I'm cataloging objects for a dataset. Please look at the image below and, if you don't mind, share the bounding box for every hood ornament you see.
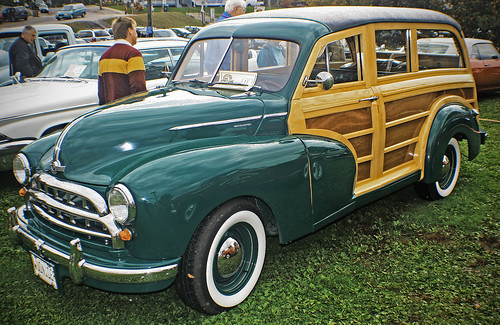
[50,160,65,174]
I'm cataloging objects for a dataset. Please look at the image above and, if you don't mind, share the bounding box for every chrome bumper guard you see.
[8,206,178,285]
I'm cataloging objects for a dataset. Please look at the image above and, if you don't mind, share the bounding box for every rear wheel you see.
[177,199,266,314]
[415,137,461,200]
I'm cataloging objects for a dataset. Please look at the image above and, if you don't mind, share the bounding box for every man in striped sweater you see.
[98,17,146,105]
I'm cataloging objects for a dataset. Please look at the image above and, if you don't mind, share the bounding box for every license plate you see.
[30,252,58,290]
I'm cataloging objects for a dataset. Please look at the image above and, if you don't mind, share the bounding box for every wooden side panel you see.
[384,143,416,171]
[385,117,426,148]
[305,107,372,135]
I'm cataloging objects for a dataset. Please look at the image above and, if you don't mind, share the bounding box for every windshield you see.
[173,38,300,92]
[38,47,106,79]
[38,45,185,80]
[62,5,73,10]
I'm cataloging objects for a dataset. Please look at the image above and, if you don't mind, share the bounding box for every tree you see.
[297,0,499,48]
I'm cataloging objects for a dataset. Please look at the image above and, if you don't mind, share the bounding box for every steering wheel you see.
[256,80,282,91]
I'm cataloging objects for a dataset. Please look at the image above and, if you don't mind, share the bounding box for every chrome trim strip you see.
[36,173,108,215]
[31,190,100,220]
[0,139,34,151]
[264,112,288,118]
[10,207,178,285]
[31,203,112,239]
[169,115,262,131]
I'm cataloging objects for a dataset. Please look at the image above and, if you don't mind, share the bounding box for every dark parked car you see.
[1,6,29,21]
[39,3,50,13]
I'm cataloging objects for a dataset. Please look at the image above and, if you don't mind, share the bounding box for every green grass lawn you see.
[0,94,498,324]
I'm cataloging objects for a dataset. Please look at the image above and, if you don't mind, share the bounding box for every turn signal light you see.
[19,187,27,197]
[119,228,133,241]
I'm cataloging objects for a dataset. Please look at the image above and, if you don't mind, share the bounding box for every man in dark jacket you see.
[9,25,43,80]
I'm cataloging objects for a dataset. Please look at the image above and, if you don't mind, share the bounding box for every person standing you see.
[98,16,146,105]
[216,0,247,22]
[8,25,43,81]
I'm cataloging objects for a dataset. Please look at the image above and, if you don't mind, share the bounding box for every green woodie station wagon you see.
[8,6,487,314]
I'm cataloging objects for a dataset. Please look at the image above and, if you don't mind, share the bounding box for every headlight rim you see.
[108,184,136,225]
[12,153,30,185]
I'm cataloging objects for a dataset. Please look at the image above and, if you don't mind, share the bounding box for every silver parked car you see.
[0,39,188,171]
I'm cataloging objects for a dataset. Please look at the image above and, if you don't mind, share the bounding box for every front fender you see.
[119,136,312,259]
[422,103,482,183]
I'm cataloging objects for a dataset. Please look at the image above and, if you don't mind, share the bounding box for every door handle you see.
[359,96,379,102]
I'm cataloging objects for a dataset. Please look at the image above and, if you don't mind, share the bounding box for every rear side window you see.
[307,35,362,87]
[470,43,500,60]
[375,29,409,76]
[417,30,464,69]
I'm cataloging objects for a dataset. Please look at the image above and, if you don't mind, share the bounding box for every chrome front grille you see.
[28,173,122,246]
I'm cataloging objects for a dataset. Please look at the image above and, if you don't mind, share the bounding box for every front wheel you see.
[415,137,461,200]
[177,199,266,314]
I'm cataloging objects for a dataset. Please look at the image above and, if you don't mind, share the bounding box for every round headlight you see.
[108,184,136,225]
[12,154,30,185]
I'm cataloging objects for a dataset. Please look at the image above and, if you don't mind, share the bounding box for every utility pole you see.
[147,0,153,37]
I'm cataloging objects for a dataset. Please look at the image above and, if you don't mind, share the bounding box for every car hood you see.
[46,88,266,185]
[0,79,98,119]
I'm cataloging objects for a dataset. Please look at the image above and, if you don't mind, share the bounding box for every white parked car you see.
[0,40,188,171]
[76,29,113,43]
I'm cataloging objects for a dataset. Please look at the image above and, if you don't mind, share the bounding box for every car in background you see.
[76,29,112,43]
[184,26,202,34]
[152,29,183,39]
[1,6,29,21]
[39,3,50,13]
[0,39,188,171]
[0,11,4,23]
[0,24,77,85]
[171,27,193,39]
[417,37,500,92]
[55,3,86,20]
[466,38,500,92]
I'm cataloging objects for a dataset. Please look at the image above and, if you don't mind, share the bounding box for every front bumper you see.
[8,206,178,289]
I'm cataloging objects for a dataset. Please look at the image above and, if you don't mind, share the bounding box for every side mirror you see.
[306,71,334,90]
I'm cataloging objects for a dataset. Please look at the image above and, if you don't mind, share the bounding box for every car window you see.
[78,31,93,38]
[154,30,176,37]
[174,38,300,92]
[417,30,464,69]
[0,37,17,53]
[471,43,500,60]
[307,35,361,87]
[94,30,110,37]
[62,5,73,10]
[375,29,409,76]
[38,47,106,79]
[39,32,71,50]
[142,47,184,80]
[0,50,9,66]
